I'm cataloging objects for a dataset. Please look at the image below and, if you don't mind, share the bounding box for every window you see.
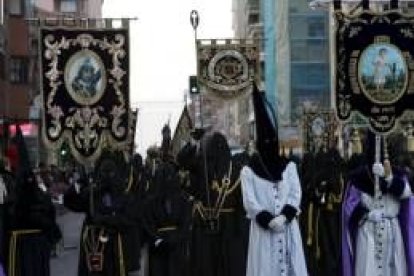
[8,0,22,15]
[9,57,28,84]
[291,40,308,61]
[290,17,308,39]
[308,18,325,37]
[248,13,259,25]
[60,0,77,13]
[291,63,329,90]
[307,39,327,61]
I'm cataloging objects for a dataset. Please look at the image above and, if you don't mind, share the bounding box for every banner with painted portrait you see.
[40,28,130,164]
[302,110,338,154]
[335,11,414,133]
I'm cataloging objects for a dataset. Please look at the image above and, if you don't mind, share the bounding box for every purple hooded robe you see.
[342,183,414,276]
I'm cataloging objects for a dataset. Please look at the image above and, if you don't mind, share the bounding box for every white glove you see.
[190,137,198,146]
[268,215,286,233]
[74,182,81,194]
[154,238,163,247]
[0,176,7,204]
[367,209,383,222]
[385,174,393,184]
[372,162,385,177]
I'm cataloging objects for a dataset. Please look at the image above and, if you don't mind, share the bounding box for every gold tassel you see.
[350,129,362,155]
[124,166,134,193]
[407,124,414,153]
[307,203,314,246]
[316,209,321,260]
[118,234,126,276]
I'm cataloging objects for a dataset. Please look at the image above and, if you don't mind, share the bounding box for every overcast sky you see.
[102,0,234,156]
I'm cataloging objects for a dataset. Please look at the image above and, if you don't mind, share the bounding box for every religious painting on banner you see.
[335,11,414,134]
[197,39,260,99]
[302,110,338,153]
[40,28,131,165]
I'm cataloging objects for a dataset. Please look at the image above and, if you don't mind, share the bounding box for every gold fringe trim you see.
[118,234,125,276]
[8,229,41,276]
[157,226,178,232]
[307,203,314,246]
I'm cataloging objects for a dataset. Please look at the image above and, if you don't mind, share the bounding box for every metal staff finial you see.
[190,10,199,31]
[190,10,199,41]
[189,9,203,134]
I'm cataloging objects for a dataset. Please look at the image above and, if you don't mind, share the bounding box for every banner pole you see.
[374,134,381,199]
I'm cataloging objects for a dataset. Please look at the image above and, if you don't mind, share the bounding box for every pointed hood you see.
[248,84,287,182]
[161,123,172,161]
[12,124,32,184]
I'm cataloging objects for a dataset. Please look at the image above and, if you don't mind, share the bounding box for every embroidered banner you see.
[302,110,338,153]
[197,39,260,99]
[40,28,130,165]
[335,11,414,133]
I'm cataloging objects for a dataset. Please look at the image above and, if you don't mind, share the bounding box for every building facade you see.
[0,0,103,164]
[0,0,103,120]
[231,0,262,146]
[232,0,330,149]
[289,0,330,124]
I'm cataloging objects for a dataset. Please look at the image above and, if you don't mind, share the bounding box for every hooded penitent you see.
[248,84,287,182]
[342,130,414,276]
[241,84,308,276]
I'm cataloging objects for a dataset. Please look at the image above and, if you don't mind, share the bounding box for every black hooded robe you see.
[64,179,141,276]
[177,135,249,276]
[143,164,193,276]
[7,172,62,276]
[300,149,344,276]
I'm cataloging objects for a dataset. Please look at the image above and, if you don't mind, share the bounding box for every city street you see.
[50,210,84,276]
[3,0,414,275]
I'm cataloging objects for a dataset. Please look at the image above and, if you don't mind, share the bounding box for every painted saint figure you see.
[72,58,102,98]
[373,48,391,93]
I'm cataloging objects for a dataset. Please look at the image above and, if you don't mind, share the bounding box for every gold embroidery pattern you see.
[41,29,131,165]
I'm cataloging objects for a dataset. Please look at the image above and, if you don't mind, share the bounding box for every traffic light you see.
[189,75,199,94]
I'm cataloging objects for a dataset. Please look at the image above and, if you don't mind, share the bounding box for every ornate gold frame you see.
[64,49,107,106]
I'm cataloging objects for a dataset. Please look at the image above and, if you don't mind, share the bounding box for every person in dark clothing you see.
[301,148,345,276]
[176,131,248,276]
[5,125,61,276]
[143,160,193,276]
[64,151,143,276]
[0,157,14,275]
[8,170,62,276]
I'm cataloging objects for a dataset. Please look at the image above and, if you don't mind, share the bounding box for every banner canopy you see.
[302,110,338,153]
[40,28,131,165]
[335,11,414,133]
[197,39,260,100]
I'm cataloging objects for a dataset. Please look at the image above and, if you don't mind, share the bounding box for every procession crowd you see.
[0,92,414,276]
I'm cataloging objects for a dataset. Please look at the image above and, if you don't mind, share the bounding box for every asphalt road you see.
[50,210,84,276]
[49,210,147,276]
